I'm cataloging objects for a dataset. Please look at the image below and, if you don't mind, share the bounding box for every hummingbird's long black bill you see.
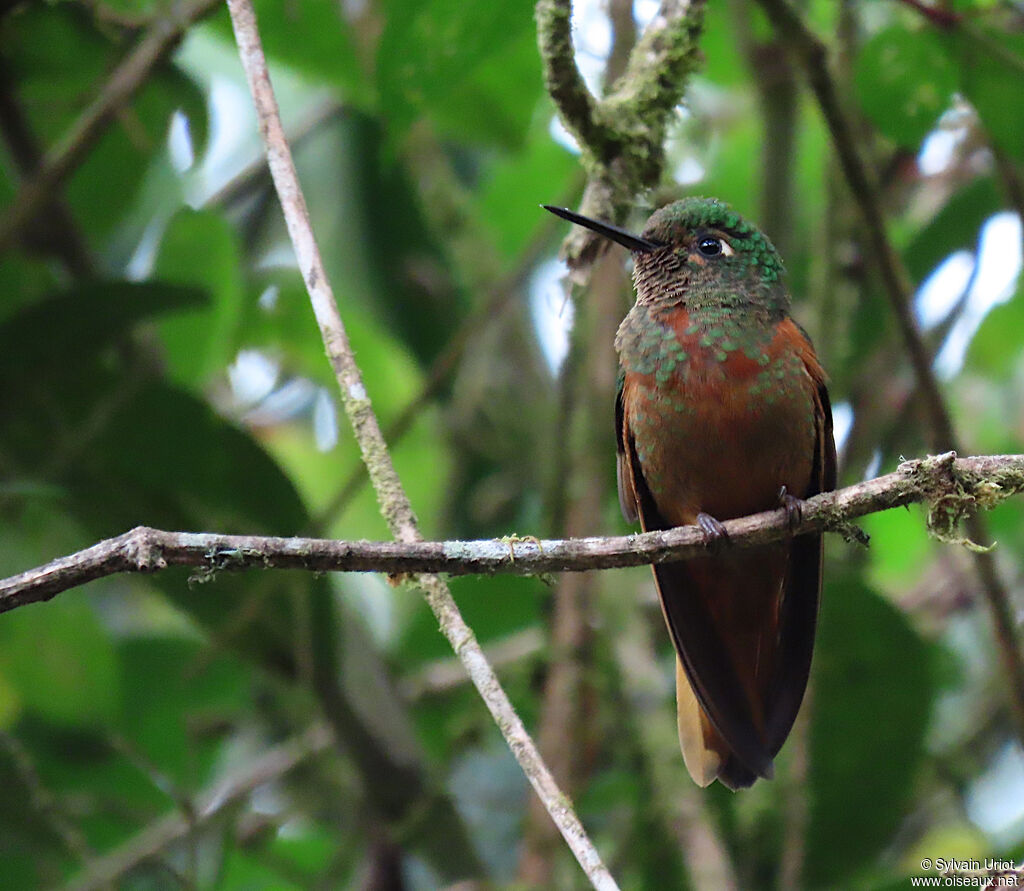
[542,205,662,253]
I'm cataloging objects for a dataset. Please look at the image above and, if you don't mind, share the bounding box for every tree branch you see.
[755,0,1024,749]
[224,3,618,888]
[535,0,611,158]
[0,0,221,257]
[64,724,333,891]
[4,452,1022,609]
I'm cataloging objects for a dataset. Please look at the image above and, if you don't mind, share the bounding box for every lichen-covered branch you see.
[4,452,1022,609]
[535,0,610,157]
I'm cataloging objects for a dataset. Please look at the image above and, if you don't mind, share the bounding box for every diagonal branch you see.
[0,60,94,276]
[4,452,1023,609]
[755,0,956,452]
[755,0,1024,747]
[224,2,618,888]
[0,0,222,256]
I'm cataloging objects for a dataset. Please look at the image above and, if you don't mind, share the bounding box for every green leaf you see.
[426,28,544,147]
[153,207,245,387]
[861,506,936,592]
[0,599,120,728]
[376,0,539,146]
[207,0,366,102]
[951,26,1024,161]
[903,177,1000,284]
[0,281,207,467]
[805,571,935,887]
[6,719,171,875]
[0,281,206,377]
[117,637,249,787]
[964,277,1024,376]
[475,104,580,258]
[855,26,956,148]
[699,0,750,87]
[0,256,61,326]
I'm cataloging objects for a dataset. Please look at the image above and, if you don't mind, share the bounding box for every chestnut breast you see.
[616,304,819,527]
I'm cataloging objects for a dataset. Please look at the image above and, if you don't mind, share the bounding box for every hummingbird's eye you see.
[697,236,733,257]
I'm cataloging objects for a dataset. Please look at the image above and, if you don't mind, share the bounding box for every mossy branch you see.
[536,0,707,267]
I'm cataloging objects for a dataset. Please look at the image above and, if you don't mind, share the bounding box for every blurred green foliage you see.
[0,0,1022,888]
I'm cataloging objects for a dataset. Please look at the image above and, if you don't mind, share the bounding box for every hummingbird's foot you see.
[696,512,729,551]
[777,486,804,531]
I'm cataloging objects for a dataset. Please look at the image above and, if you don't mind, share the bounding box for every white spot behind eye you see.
[720,240,735,257]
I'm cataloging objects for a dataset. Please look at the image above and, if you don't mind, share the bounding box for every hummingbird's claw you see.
[696,512,729,551]
[777,486,804,531]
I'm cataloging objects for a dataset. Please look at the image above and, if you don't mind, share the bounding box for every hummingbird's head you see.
[543,198,788,315]
[638,197,783,283]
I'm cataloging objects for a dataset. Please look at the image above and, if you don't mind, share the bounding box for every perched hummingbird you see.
[545,198,836,789]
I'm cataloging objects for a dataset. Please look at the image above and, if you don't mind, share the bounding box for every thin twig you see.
[4,452,1024,608]
[0,0,222,256]
[224,3,619,888]
[63,724,333,891]
[755,0,1024,747]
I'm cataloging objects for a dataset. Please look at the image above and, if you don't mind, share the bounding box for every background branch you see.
[0,59,94,275]
[537,0,706,267]
[535,0,609,154]
[0,0,221,256]
[755,0,1024,746]
[65,724,333,891]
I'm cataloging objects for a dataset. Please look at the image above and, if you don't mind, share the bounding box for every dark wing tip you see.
[653,562,775,780]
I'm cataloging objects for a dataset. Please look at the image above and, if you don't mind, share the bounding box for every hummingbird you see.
[545,198,836,789]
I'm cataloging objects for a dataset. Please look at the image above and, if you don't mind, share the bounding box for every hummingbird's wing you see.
[615,372,639,523]
[764,376,836,755]
[616,386,775,784]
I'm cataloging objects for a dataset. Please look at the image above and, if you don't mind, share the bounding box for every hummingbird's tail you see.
[675,657,722,786]
[675,657,761,789]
